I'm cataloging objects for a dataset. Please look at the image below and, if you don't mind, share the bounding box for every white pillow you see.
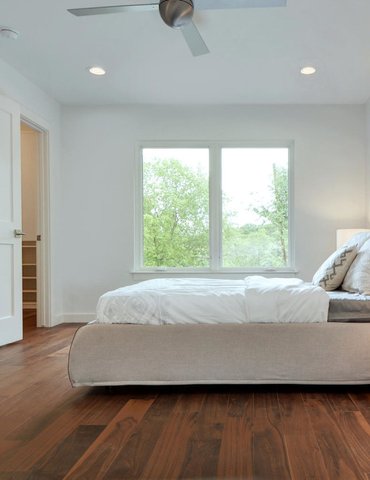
[345,231,370,249]
[342,239,370,294]
[312,245,357,291]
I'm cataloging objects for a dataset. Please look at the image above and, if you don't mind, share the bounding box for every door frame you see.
[20,111,51,328]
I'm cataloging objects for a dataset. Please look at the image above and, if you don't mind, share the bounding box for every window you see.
[137,143,292,272]
[221,148,290,268]
[142,148,209,268]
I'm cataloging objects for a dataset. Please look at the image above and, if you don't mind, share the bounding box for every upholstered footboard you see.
[68,322,370,386]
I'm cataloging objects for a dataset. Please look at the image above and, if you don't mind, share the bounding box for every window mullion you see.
[209,145,222,270]
[136,146,144,270]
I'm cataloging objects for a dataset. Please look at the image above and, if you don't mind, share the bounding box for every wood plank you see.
[179,387,228,479]
[140,411,198,479]
[179,428,222,480]
[201,391,230,424]
[218,418,253,479]
[227,388,253,417]
[278,392,330,480]
[349,388,370,404]
[252,391,292,480]
[173,390,205,413]
[0,439,21,457]
[350,390,370,418]
[5,380,87,441]
[303,392,367,480]
[0,326,75,367]
[334,411,370,475]
[217,391,253,480]
[0,473,30,480]
[8,385,127,442]
[31,425,104,480]
[0,364,68,401]
[362,410,370,425]
[62,398,154,480]
[102,394,179,479]
[47,346,71,357]
[0,394,112,471]
[75,392,132,426]
[326,391,358,413]
[0,366,23,382]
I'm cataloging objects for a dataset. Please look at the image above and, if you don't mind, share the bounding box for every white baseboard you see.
[54,313,96,326]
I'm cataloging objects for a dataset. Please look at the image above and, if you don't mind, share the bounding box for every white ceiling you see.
[1,0,370,105]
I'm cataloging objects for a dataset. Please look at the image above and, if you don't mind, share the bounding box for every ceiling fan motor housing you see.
[159,0,194,28]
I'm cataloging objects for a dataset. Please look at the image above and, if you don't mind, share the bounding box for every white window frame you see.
[134,140,295,274]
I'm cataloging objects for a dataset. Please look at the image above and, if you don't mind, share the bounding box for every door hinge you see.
[37,235,41,241]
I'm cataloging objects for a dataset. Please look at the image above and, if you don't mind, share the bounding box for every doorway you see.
[0,95,51,346]
[21,122,40,329]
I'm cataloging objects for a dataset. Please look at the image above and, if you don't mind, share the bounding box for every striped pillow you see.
[312,245,357,291]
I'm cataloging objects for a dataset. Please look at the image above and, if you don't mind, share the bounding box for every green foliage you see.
[223,165,289,268]
[252,165,289,265]
[143,159,209,267]
[143,159,289,269]
[223,223,287,268]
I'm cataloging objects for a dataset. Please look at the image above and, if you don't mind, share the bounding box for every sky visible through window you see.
[142,148,209,173]
[222,148,289,225]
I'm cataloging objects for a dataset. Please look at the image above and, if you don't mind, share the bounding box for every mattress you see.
[96,277,329,325]
[328,290,370,322]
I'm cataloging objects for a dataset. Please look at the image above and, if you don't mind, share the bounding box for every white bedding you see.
[96,277,329,325]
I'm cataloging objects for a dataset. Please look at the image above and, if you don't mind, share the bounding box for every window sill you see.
[131,268,299,279]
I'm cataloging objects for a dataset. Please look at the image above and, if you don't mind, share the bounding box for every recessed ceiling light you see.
[88,66,106,76]
[300,66,316,75]
[0,26,19,40]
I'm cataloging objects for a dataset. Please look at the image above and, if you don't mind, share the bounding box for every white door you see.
[0,95,22,346]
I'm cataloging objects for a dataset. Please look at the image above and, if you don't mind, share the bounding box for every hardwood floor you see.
[0,320,369,480]
[23,309,37,330]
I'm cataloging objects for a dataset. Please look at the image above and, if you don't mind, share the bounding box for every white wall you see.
[0,58,62,325]
[366,100,370,223]
[60,104,366,320]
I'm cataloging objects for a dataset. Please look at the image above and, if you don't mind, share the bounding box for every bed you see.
[68,278,370,386]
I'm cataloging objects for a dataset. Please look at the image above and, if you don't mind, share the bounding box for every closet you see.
[21,122,40,328]
[22,241,37,308]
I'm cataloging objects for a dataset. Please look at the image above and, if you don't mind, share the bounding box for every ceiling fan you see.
[68,0,287,57]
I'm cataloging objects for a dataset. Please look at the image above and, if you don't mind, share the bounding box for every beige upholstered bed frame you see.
[69,322,370,386]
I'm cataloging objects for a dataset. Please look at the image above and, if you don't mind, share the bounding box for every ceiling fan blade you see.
[68,3,158,16]
[181,21,209,57]
[195,0,286,10]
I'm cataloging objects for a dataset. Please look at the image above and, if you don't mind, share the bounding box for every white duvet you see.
[96,277,329,325]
